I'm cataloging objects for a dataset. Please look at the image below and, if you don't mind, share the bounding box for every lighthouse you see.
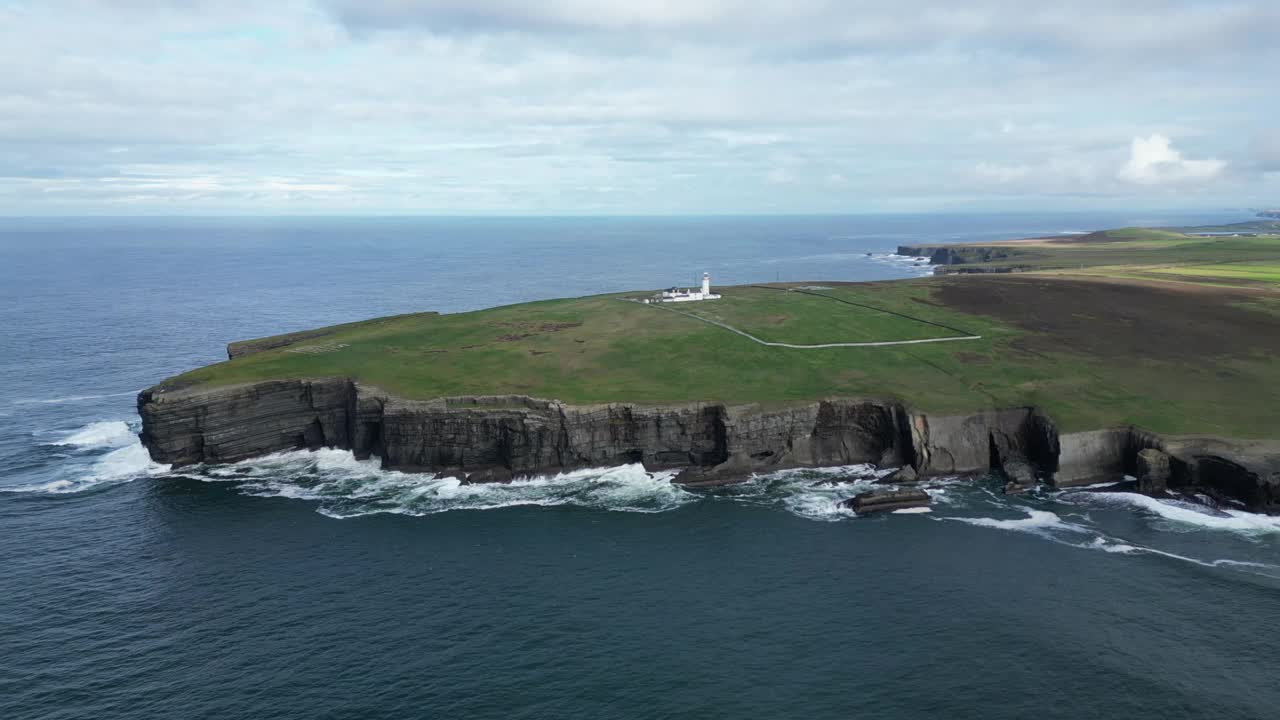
[650,271,722,303]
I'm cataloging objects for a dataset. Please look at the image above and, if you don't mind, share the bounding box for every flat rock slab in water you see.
[840,488,931,514]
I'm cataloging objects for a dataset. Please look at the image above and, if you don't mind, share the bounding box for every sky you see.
[0,0,1277,215]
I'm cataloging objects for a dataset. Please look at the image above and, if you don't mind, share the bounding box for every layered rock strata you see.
[840,489,931,514]
[137,379,1280,514]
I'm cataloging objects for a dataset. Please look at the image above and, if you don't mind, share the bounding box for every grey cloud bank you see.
[0,0,1276,214]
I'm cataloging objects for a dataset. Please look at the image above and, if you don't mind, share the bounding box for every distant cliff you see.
[137,379,1280,513]
[1259,210,1280,219]
[896,244,1025,272]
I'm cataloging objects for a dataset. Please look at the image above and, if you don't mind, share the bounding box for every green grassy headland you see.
[924,221,1280,291]
[161,221,1280,440]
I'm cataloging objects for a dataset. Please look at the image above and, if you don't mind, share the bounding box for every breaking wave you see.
[1064,491,1280,535]
[3,420,168,494]
[189,456,910,522]
[16,442,170,494]
[48,420,136,448]
[713,464,881,521]
[866,252,935,276]
[7,431,1280,578]
[196,449,696,518]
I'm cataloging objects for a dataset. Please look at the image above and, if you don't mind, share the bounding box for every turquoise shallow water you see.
[2,213,1278,719]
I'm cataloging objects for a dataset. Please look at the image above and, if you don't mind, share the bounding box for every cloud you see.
[319,0,1280,59]
[975,162,1031,184]
[1251,130,1280,172]
[766,168,795,184]
[1118,134,1226,185]
[0,1,1275,213]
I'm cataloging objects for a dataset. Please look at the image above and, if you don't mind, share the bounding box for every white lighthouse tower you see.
[701,272,712,296]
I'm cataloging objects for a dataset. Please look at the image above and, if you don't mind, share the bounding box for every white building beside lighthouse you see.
[648,272,721,303]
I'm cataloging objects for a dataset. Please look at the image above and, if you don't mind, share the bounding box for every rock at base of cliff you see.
[672,453,755,488]
[464,467,515,484]
[875,465,919,485]
[1135,448,1171,494]
[1000,453,1037,495]
[840,488,931,514]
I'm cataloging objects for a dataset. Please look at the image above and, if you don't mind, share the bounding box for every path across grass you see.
[641,292,982,348]
[157,272,1280,438]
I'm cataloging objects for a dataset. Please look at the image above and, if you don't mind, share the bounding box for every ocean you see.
[2,212,1278,719]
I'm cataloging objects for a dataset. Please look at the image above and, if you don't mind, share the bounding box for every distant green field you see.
[1145,262,1280,285]
[939,227,1280,284]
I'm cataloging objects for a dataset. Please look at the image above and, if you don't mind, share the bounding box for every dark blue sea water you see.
[2,212,1279,719]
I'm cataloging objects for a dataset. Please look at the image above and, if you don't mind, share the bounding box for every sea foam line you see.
[196,450,698,518]
[1065,491,1280,535]
[11,391,137,406]
[945,508,1280,577]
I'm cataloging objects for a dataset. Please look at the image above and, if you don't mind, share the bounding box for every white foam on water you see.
[865,252,935,276]
[943,503,1280,577]
[1074,538,1280,576]
[5,426,169,494]
[198,449,696,517]
[723,467,962,522]
[48,420,135,449]
[12,391,137,406]
[1058,480,1126,491]
[892,507,932,514]
[1068,492,1280,535]
[950,509,1090,535]
[205,457,890,522]
[916,477,966,505]
[731,464,880,522]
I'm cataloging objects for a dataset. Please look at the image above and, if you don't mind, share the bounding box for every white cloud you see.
[0,1,1274,212]
[766,168,795,184]
[1118,134,1226,185]
[1251,130,1280,172]
[322,1,1280,59]
[975,162,1031,183]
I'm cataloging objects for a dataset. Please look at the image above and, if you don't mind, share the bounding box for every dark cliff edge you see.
[137,379,1280,514]
[896,244,1028,274]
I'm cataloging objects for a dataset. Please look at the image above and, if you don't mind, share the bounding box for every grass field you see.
[1141,262,1280,285]
[934,226,1280,281]
[665,285,970,344]
[163,268,1280,438]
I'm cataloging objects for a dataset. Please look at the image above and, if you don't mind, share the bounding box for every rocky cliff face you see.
[139,381,912,480]
[137,379,1280,514]
[138,379,355,465]
[896,245,1017,266]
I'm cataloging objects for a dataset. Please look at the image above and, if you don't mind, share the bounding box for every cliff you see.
[137,379,1280,514]
[896,244,1021,267]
